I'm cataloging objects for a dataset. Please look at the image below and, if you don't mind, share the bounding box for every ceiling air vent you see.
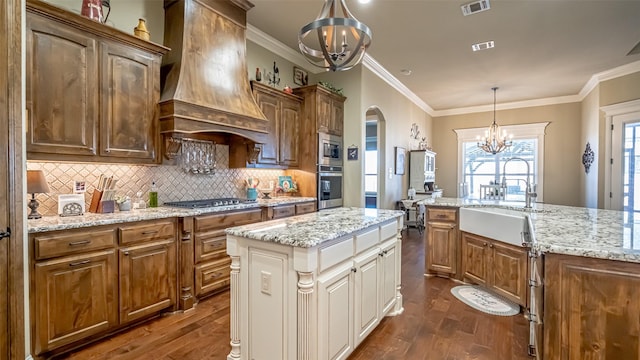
[472,40,495,52]
[461,0,490,16]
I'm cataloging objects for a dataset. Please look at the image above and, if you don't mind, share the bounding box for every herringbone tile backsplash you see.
[27,145,286,216]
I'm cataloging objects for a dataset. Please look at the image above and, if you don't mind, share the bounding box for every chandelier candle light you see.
[477,87,513,155]
[299,0,372,71]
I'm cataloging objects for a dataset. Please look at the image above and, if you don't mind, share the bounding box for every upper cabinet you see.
[294,84,346,137]
[25,0,169,164]
[229,82,302,168]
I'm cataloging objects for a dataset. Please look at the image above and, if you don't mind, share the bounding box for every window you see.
[454,122,548,201]
[461,139,537,201]
[364,150,378,193]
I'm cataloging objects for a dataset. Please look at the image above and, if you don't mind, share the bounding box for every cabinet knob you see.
[351,267,357,273]
[483,242,488,247]
[123,251,130,256]
[489,244,494,248]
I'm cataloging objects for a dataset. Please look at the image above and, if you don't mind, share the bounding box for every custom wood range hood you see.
[159,0,268,149]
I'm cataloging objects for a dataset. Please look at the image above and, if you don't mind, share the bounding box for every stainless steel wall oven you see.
[318,165,343,209]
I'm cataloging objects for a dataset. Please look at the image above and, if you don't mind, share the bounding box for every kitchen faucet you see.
[501,157,537,208]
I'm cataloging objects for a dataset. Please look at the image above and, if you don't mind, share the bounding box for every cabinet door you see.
[426,221,457,275]
[354,248,380,345]
[316,93,332,133]
[379,239,397,316]
[26,14,98,157]
[34,250,117,354]
[100,41,157,160]
[489,240,527,306]
[318,263,353,360]
[254,90,279,165]
[461,232,488,286]
[330,99,344,136]
[279,97,301,167]
[119,240,176,323]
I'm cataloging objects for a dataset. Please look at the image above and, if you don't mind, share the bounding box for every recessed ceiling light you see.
[358,0,371,3]
[472,41,495,52]
[400,69,412,76]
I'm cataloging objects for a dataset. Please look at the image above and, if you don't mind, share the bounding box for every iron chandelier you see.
[477,87,512,155]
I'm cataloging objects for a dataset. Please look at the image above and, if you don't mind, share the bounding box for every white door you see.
[611,112,640,211]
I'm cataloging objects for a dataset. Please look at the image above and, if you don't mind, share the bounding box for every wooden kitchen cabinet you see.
[30,218,177,358]
[25,0,168,164]
[230,82,302,168]
[461,232,528,306]
[31,226,118,355]
[263,200,317,221]
[425,207,458,276]
[294,84,346,136]
[192,209,262,298]
[544,254,640,360]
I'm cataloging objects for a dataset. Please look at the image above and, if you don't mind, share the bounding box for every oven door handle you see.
[318,172,343,177]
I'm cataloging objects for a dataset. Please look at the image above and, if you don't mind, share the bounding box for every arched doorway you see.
[365,107,386,208]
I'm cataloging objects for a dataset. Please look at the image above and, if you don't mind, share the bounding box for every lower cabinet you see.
[263,200,316,221]
[461,231,528,306]
[34,249,117,354]
[192,208,263,298]
[544,254,640,360]
[30,219,177,357]
[317,262,354,360]
[426,220,458,276]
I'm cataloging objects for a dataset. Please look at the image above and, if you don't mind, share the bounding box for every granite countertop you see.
[420,197,640,263]
[27,197,317,233]
[226,207,404,248]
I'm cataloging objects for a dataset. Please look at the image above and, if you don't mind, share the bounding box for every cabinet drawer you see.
[295,202,316,215]
[271,205,296,219]
[194,209,262,232]
[195,257,232,297]
[194,229,227,263]
[34,229,116,260]
[319,236,354,272]
[427,208,457,222]
[119,220,175,245]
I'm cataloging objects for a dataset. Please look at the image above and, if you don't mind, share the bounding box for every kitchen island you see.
[422,197,640,360]
[225,207,404,360]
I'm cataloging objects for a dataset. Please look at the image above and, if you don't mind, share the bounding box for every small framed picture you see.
[293,66,308,86]
[278,175,293,192]
[347,146,358,161]
[395,147,406,175]
[73,180,86,193]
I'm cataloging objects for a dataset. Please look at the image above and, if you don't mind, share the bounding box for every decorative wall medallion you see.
[582,142,595,174]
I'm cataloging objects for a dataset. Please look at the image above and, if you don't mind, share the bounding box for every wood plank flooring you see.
[60,228,530,360]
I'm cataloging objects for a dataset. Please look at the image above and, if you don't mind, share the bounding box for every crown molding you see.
[246,24,323,74]
[579,60,640,99]
[361,55,435,115]
[433,94,581,117]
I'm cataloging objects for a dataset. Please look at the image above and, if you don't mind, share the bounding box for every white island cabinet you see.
[225,207,404,360]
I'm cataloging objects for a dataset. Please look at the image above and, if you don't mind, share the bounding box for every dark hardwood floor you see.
[61,227,530,360]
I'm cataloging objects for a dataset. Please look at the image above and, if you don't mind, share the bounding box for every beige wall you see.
[43,0,165,44]
[600,71,640,107]
[247,41,317,92]
[433,103,583,206]
[580,87,600,208]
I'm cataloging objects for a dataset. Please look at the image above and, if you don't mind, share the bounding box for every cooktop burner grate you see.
[164,198,251,208]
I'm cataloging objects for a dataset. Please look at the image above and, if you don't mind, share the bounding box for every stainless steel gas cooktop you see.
[164,198,251,209]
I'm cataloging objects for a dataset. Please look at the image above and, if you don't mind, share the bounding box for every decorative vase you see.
[81,0,103,22]
[256,67,262,82]
[133,18,150,41]
[118,200,131,212]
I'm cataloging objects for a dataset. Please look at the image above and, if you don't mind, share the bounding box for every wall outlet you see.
[260,271,272,295]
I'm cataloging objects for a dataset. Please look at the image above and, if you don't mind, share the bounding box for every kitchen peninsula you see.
[422,197,640,359]
[225,207,404,360]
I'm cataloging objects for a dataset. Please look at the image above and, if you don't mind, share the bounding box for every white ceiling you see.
[247,0,640,112]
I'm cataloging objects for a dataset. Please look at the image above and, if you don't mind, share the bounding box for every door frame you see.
[1,0,26,358]
[603,99,640,210]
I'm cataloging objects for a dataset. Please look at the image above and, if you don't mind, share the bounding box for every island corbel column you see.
[296,271,314,360]
[392,219,404,315]
[227,253,241,360]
